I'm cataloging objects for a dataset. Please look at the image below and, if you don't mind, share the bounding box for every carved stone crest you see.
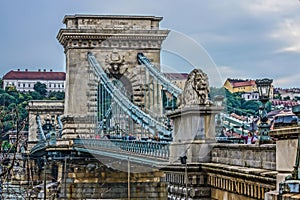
[105,50,127,75]
[177,69,212,108]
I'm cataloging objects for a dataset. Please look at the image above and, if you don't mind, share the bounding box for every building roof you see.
[232,80,256,88]
[163,73,189,80]
[226,79,256,88]
[3,70,66,81]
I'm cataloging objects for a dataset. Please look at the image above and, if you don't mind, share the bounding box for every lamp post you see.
[214,96,224,137]
[180,156,188,199]
[255,78,273,143]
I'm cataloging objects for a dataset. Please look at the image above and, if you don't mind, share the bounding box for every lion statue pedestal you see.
[166,69,223,164]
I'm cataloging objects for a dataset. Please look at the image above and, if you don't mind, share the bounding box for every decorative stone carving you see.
[105,50,128,75]
[177,69,212,108]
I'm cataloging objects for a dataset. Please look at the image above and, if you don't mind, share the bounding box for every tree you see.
[33,82,47,97]
[48,91,65,100]
[0,93,16,107]
[0,107,28,199]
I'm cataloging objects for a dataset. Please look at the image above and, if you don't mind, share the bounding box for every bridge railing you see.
[73,138,170,160]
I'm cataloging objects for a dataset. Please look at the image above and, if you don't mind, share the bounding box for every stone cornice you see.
[63,15,163,24]
[166,106,223,119]
[57,29,170,49]
[201,163,277,185]
[270,126,300,139]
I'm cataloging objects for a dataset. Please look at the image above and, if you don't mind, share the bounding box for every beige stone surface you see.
[27,100,64,150]
[276,139,297,172]
[167,105,222,164]
[57,15,169,139]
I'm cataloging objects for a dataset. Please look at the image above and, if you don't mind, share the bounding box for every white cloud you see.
[247,0,298,14]
[274,73,300,88]
[271,19,300,53]
[217,65,247,82]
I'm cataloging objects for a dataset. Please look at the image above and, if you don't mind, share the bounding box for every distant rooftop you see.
[164,73,189,80]
[3,69,65,81]
[227,78,256,88]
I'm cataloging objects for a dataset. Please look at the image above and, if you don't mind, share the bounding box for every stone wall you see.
[27,100,64,150]
[57,14,169,139]
[58,158,167,200]
[164,165,211,200]
[211,143,276,170]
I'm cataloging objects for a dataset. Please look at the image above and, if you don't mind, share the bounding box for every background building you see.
[163,73,188,90]
[224,78,274,100]
[2,69,66,92]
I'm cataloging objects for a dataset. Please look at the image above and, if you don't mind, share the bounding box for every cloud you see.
[247,0,298,14]
[270,19,300,53]
[275,73,300,88]
[0,1,299,87]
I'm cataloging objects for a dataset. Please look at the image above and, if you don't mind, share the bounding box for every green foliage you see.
[224,88,261,116]
[48,91,65,100]
[34,82,47,97]
[29,91,43,100]
[1,141,12,153]
[0,93,16,107]
[0,83,65,133]
[283,96,291,101]
[209,87,226,99]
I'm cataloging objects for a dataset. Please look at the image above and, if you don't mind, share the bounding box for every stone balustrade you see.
[73,138,170,160]
[211,143,276,170]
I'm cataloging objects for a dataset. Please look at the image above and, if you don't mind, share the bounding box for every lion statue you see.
[177,69,212,108]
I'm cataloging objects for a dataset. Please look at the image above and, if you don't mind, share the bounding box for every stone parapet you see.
[202,163,277,200]
[210,143,276,170]
[265,191,300,200]
[270,126,300,191]
[163,164,211,199]
[270,127,300,140]
[167,105,222,164]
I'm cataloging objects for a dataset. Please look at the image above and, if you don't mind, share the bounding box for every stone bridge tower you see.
[57,15,169,138]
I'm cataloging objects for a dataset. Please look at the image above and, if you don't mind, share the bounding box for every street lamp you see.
[179,156,188,199]
[255,78,273,143]
[214,95,224,107]
[214,96,224,137]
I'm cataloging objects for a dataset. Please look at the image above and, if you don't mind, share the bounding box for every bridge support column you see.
[27,100,64,151]
[55,157,167,199]
[167,105,222,163]
[165,105,222,199]
[60,115,96,139]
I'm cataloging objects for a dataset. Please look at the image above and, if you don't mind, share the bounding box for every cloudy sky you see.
[0,0,299,87]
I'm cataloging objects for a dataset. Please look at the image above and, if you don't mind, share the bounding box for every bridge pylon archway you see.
[57,15,169,139]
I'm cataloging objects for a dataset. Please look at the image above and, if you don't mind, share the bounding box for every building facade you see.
[164,73,189,90]
[2,69,65,92]
[224,78,274,99]
[224,78,257,93]
[241,91,259,101]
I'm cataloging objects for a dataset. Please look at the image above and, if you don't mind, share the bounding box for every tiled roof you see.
[232,80,255,88]
[3,70,66,81]
[163,73,189,80]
